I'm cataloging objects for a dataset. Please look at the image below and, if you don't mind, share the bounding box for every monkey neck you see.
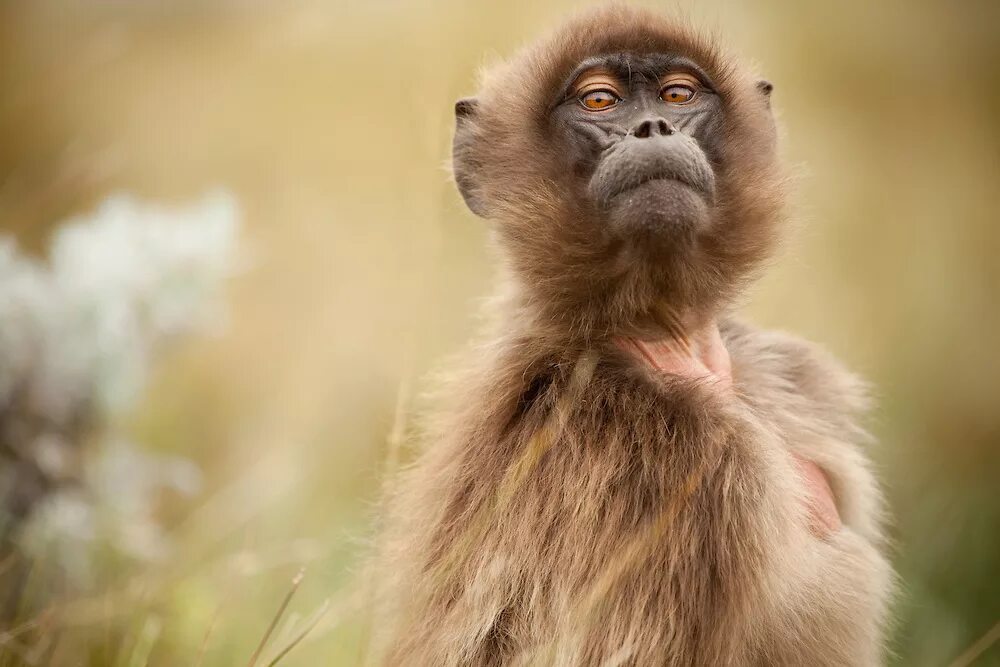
[614,309,732,387]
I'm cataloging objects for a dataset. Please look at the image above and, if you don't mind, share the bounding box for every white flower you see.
[3,191,239,579]
[0,191,238,422]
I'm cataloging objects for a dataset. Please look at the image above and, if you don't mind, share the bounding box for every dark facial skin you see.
[549,53,727,246]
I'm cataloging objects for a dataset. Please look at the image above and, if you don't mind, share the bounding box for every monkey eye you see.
[579,89,620,111]
[660,84,696,105]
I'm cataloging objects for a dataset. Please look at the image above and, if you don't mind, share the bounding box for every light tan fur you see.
[372,6,892,665]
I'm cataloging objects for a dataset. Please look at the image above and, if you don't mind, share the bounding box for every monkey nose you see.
[631,118,675,138]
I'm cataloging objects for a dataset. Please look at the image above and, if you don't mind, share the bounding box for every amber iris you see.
[660,84,696,104]
[580,90,619,110]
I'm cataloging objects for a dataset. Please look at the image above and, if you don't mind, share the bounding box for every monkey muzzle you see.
[588,134,716,241]
[588,133,716,207]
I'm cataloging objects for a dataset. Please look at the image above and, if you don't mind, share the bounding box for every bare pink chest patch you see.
[615,332,841,538]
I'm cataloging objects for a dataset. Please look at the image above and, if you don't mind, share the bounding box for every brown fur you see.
[373,6,892,665]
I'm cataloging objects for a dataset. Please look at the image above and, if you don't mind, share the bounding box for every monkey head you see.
[452,7,785,338]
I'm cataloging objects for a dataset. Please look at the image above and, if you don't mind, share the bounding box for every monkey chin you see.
[606,178,710,251]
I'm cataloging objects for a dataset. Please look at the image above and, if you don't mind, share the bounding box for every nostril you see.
[632,118,675,138]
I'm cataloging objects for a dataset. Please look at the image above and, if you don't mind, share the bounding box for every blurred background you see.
[0,0,997,665]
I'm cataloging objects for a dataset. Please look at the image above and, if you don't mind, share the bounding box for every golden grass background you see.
[0,0,997,664]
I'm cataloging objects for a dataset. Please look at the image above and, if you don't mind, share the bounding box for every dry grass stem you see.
[263,598,331,667]
[246,567,306,667]
[947,620,1000,667]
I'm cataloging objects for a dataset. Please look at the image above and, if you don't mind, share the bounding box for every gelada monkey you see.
[374,5,892,665]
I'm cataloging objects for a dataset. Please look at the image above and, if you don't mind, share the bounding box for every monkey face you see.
[550,54,726,251]
[452,10,786,333]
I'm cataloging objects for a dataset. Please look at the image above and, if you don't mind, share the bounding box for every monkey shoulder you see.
[721,317,872,440]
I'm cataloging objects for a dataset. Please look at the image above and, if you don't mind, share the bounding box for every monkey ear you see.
[756,79,774,107]
[453,97,489,218]
[455,97,478,119]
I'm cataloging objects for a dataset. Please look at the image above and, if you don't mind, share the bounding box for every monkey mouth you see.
[608,173,708,201]
[601,177,711,238]
[589,141,717,207]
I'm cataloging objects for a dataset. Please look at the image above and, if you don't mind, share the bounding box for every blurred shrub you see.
[0,192,237,639]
